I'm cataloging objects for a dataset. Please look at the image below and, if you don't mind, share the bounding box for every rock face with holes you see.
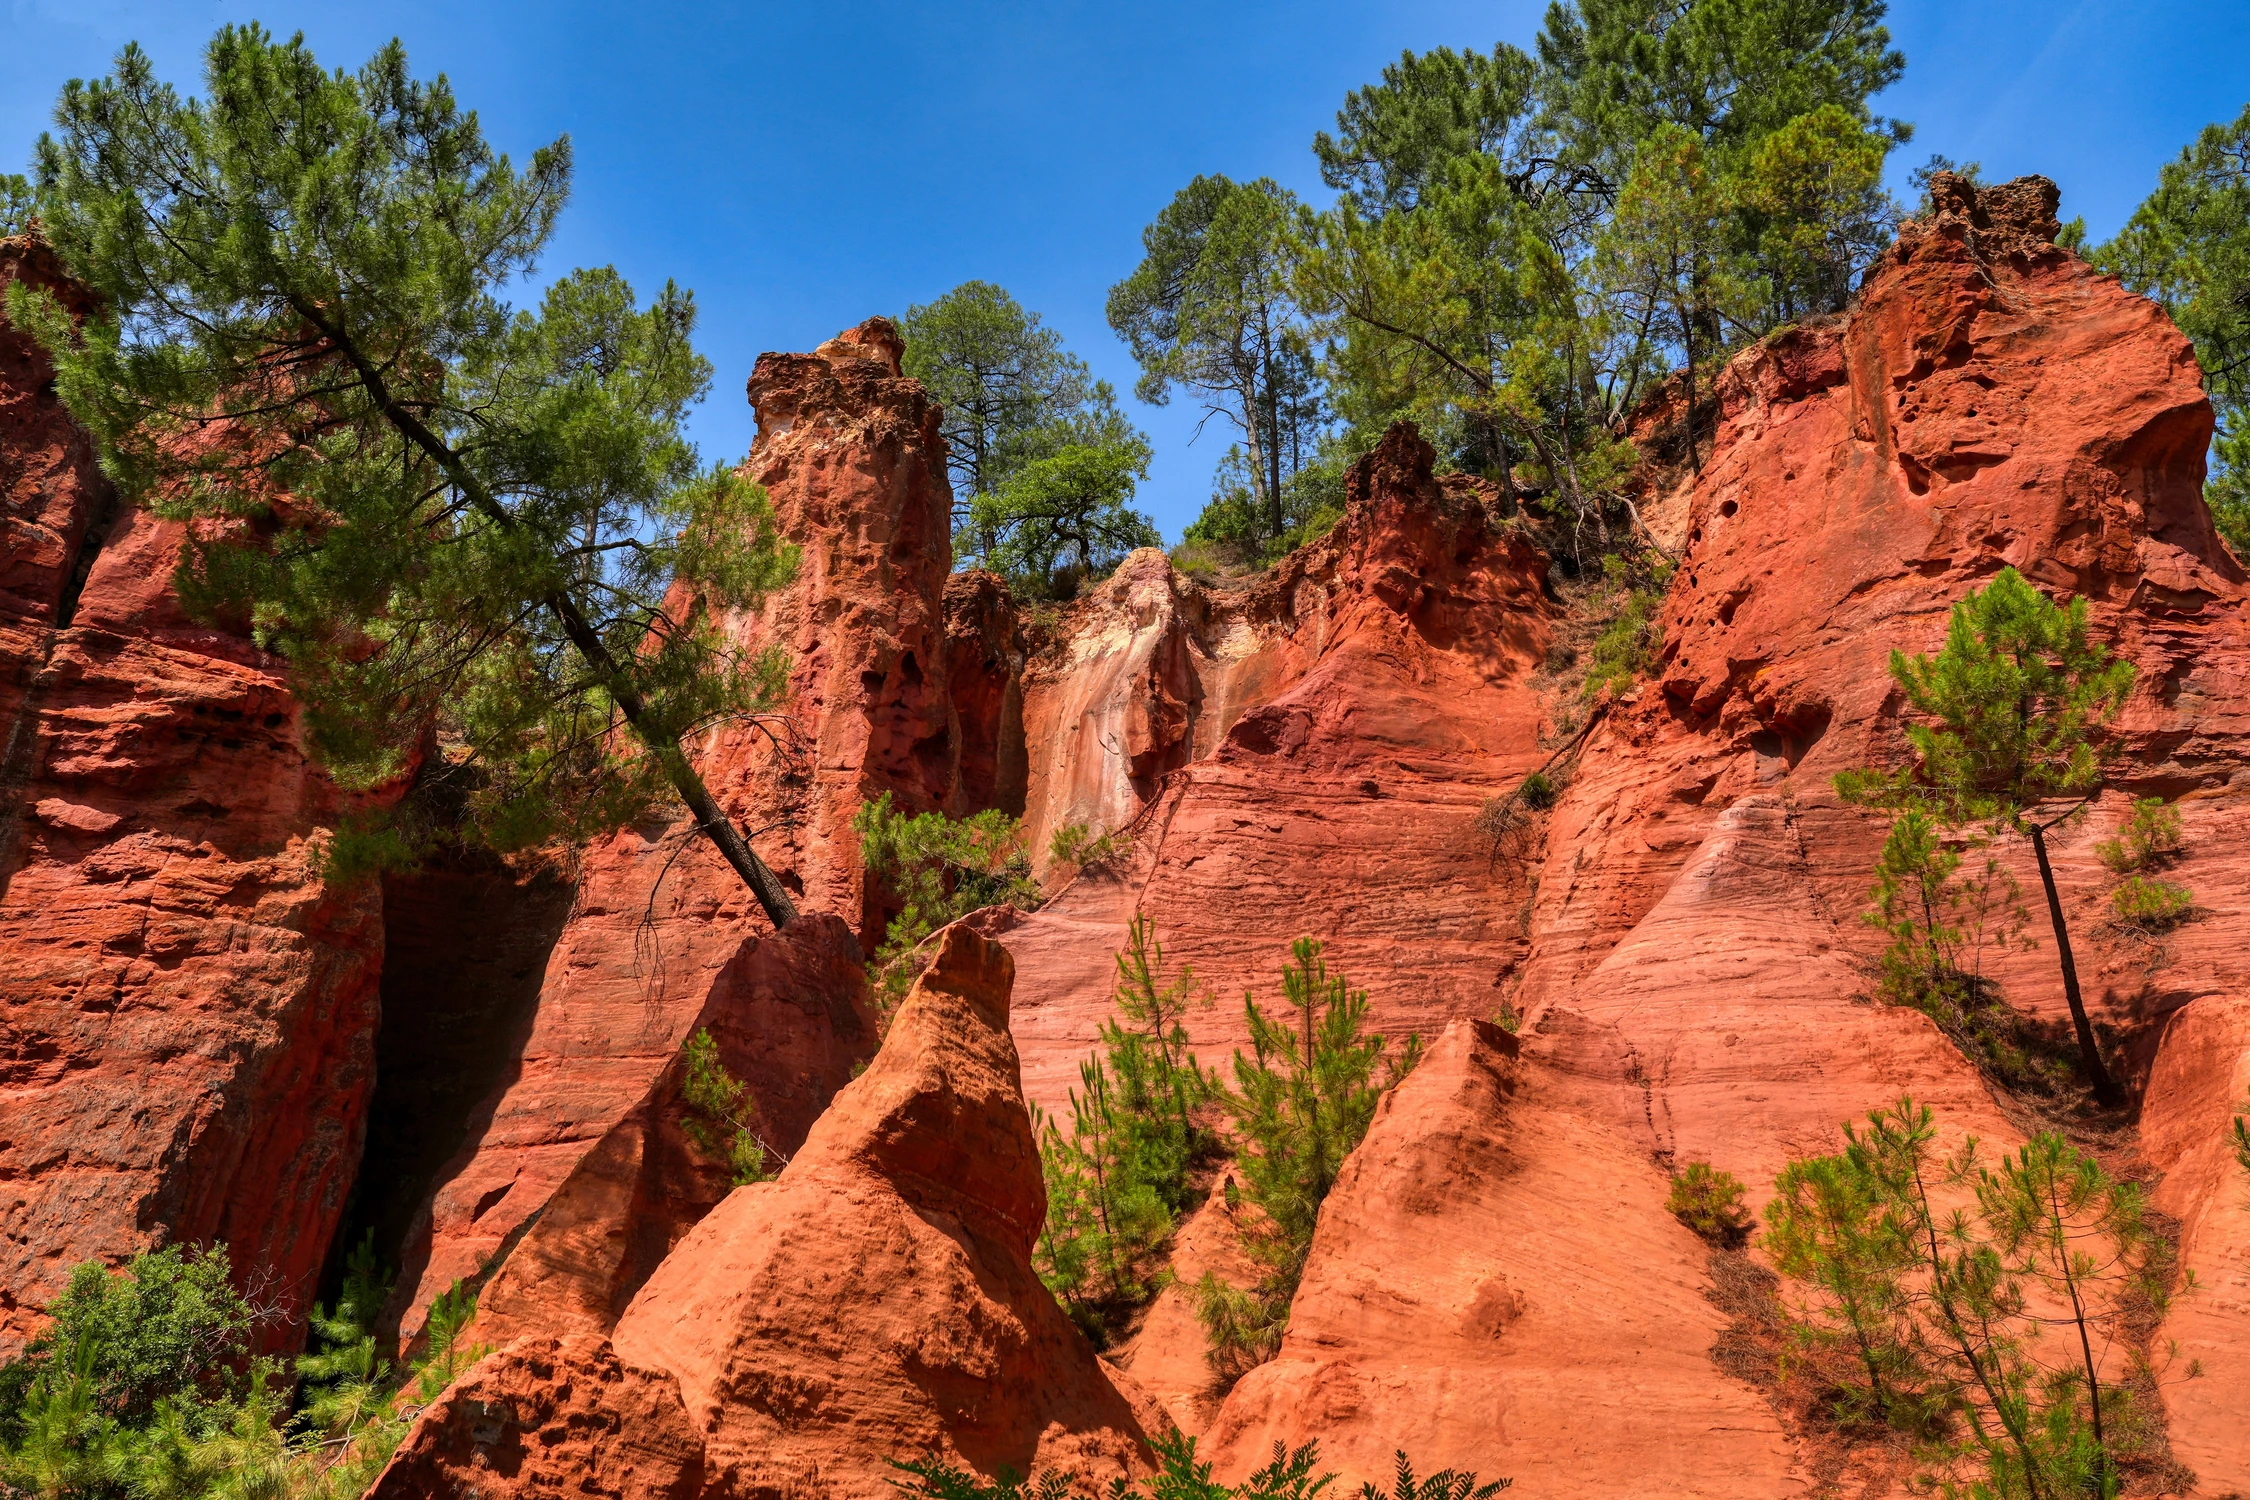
[375,923,1160,1500]
[366,1335,706,1500]
[389,319,972,1335]
[1005,423,1557,1120]
[0,237,385,1352]
[1190,174,2246,1492]
[1511,179,2250,1490]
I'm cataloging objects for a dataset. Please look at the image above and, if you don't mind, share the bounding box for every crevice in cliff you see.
[51,477,121,632]
[323,853,575,1323]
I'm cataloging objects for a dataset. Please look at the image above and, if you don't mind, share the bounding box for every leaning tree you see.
[11,26,801,926]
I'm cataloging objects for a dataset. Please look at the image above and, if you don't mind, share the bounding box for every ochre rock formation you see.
[1007,423,1556,1118]
[1507,176,2250,1489]
[0,237,383,1352]
[467,912,877,1350]
[378,923,1159,1500]
[367,1335,705,1500]
[392,319,958,1332]
[1111,176,2245,1493]
[9,169,2250,1497]
[1204,1019,1798,1496]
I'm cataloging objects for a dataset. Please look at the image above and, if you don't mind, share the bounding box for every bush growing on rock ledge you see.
[856,794,1042,1012]
[1666,1161,1753,1247]
[891,1431,1509,1500]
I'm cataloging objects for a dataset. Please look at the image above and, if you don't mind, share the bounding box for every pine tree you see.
[1196,939,1420,1374]
[1032,918,1215,1339]
[1837,569,2137,1106]
[1765,1099,2179,1496]
[9,27,802,926]
[965,439,1161,599]
[1108,175,1317,546]
[680,1028,786,1187]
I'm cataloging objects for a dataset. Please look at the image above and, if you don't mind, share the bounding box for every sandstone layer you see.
[1006,423,1557,1119]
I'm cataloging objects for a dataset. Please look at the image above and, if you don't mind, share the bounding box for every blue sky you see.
[6,1,2247,540]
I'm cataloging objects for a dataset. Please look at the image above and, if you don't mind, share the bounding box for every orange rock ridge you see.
[5,170,2249,1496]
[373,923,1159,1500]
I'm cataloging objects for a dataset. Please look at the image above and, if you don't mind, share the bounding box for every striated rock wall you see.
[1204,1019,1799,1496]
[1152,176,2250,1494]
[0,237,384,1351]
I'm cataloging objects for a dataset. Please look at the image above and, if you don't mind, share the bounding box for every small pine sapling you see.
[2097,795,2195,937]
[887,1431,1508,1500]
[1667,1161,1753,1247]
[295,1233,396,1443]
[680,1028,786,1186]
[1836,568,2138,1106]
[1764,1098,2187,1494]
[414,1283,487,1405]
[1196,939,1420,1375]
[856,793,1041,1010]
[1049,821,1129,871]
[2094,796,2184,873]
[1032,918,1216,1341]
[2109,874,2195,933]
[1860,805,2053,1088]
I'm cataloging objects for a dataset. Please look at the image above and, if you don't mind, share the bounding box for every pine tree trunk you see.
[295,297,802,933]
[2028,822,2120,1107]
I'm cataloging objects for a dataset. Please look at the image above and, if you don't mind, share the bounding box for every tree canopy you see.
[899,280,1154,592]
[10,26,802,926]
[2094,102,2250,556]
[1127,0,1914,562]
[1108,174,1324,551]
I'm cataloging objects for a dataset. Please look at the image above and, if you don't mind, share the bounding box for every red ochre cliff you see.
[3,173,2248,1496]
[0,234,384,1352]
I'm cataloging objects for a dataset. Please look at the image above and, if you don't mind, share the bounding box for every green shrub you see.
[1179,445,1350,570]
[889,1429,1508,1500]
[2094,796,2183,873]
[1517,771,1556,810]
[1667,1162,1752,1247]
[681,1028,784,1186]
[0,1243,486,1500]
[1195,940,1420,1377]
[1048,821,1128,871]
[856,793,1041,1012]
[2109,873,2194,932]
[1765,1098,2178,1493]
[1579,557,1671,702]
[0,1245,256,1442]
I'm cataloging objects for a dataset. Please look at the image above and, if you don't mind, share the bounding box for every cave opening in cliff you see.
[320,854,576,1321]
